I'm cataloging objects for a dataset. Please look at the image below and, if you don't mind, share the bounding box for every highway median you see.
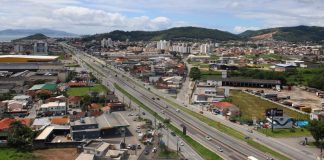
[114,83,223,160]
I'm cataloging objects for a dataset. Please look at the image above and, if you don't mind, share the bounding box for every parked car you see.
[144,150,149,155]
[152,147,157,153]
[171,132,176,136]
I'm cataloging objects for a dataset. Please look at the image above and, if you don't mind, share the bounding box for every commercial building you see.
[39,101,67,115]
[33,41,48,55]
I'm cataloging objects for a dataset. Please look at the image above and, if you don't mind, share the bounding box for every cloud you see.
[1,0,324,34]
[233,26,260,33]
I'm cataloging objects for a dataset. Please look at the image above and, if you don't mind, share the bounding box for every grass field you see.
[67,84,108,96]
[230,90,309,120]
[258,128,310,137]
[201,70,222,80]
[0,148,36,160]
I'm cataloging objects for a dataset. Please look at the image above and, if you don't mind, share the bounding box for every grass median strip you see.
[161,97,291,160]
[114,83,222,160]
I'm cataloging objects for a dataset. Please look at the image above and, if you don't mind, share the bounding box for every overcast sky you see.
[0,0,324,34]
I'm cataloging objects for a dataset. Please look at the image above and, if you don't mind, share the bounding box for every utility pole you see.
[176,136,179,155]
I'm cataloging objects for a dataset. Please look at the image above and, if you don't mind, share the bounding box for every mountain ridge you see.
[0,28,78,37]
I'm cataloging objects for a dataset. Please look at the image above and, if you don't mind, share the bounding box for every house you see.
[0,118,32,139]
[44,95,67,104]
[31,117,51,130]
[68,96,82,108]
[50,116,70,125]
[67,81,87,87]
[39,101,67,116]
[4,100,28,116]
[12,95,32,103]
[70,111,86,122]
[88,103,101,113]
[102,103,125,113]
[212,102,240,117]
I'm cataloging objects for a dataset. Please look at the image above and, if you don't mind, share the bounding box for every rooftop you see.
[96,112,129,129]
[29,83,57,91]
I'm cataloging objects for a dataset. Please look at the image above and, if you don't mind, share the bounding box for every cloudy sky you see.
[0,0,324,34]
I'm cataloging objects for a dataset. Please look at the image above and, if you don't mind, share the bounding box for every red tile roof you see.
[50,117,70,125]
[0,118,32,131]
[213,102,235,109]
[68,96,82,103]
[88,103,101,110]
[67,81,87,87]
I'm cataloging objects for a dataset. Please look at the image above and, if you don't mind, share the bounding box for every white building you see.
[157,40,170,50]
[200,43,214,54]
[101,38,113,48]
[40,101,67,115]
[171,43,192,53]
[14,44,24,53]
[33,41,48,55]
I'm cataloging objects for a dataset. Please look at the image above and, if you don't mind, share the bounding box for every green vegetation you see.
[114,83,222,160]
[201,70,221,80]
[158,150,178,158]
[239,25,324,42]
[8,121,35,150]
[307,120,324,145]
[13,33,48,42]
[258,128,310,137]
[67,84,107,96]
[189,67,201,80]
[231,90,309,120]
[161,96,290,160]
[244,53,285,61]
[83,26,240,42]
[228,67,324,90]
[0,148,36,160]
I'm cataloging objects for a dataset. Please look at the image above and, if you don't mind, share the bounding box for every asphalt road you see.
[62,43,291,160]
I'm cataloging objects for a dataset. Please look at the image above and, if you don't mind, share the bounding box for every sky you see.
[1,0,324,34]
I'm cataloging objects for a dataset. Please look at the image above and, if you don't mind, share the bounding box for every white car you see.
[206,136,211,141]
[176,109,180,112]
[152,147,157,153]
[180,141,184,146]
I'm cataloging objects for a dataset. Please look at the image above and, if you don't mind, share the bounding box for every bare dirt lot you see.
[33,148,78,160]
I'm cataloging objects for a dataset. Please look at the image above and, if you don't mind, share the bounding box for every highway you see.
[62,43,276,160]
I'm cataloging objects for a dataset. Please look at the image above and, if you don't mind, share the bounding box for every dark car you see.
[144,150,149,155]
[156,97,160,100]
[171,132,176,136]
[152,97,155,100]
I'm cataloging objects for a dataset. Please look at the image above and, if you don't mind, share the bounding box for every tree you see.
[7,121,35,150]
[308,120,324,144]
[189,67,201,80]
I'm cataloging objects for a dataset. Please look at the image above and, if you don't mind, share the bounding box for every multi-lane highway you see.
[63,43,279,160]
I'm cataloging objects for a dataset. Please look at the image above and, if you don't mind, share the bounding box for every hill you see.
[0,28,78,37]
[82,26,240,41]
[13,33,49,41]
[239,25,324,42]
